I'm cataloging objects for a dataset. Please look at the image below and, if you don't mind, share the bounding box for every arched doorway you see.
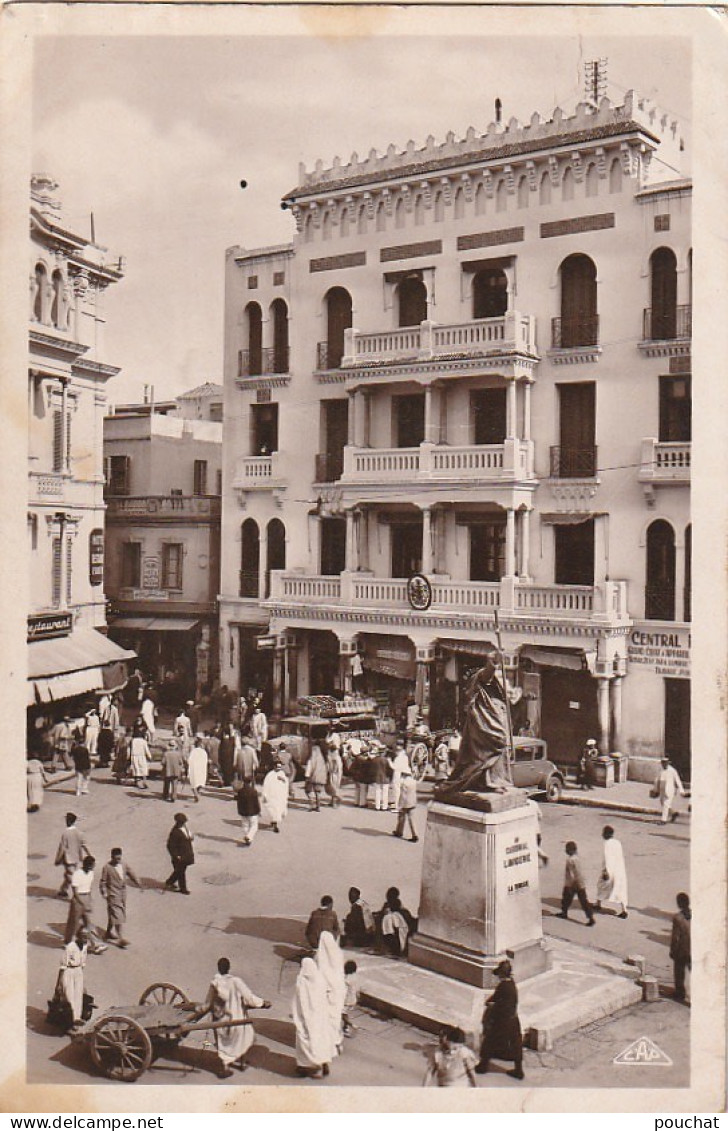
[323,287,352,369]
[266,518,286,598]
[240,519,260,598]
[244,302,263,376]
[270,298,289,373]
[645,520,676,621]
[558,254,598,348]
[472,269,508,319]
[649,247,677,340]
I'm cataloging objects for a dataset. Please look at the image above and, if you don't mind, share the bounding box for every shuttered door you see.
[66,538,73,603]
[53,411,63,472]
[51,538,62,606]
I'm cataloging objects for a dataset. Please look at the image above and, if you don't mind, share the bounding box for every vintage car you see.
[510,737,564,800]
[267,711,379,779]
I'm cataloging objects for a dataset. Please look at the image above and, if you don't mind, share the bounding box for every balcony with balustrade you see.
[341,438,534,488]
[638,438,690,491]
[230,452,286,502]
[264,570,629,636]
[315,312,537,378]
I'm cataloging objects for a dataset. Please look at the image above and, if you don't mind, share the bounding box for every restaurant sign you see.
[627,625,691,678]
[28,611,73,641]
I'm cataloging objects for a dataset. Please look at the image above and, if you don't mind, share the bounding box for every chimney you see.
[495,98,502,125]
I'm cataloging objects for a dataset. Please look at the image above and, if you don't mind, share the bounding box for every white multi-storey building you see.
[218,92,691,782]
[28,175,134,720]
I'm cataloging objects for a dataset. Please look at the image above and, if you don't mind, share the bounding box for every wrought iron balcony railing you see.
[551,315,599,349]
[644,585,676,622]
[550,446,598,478]
[642,304,692,341]
[239,570,259,599]
[238,346,290,378]
[316,341,345,370]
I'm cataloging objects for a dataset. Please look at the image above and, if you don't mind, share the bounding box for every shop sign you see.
[128,588,169,601]
[363,642,416,681]
[627,625,691,678]
[256,635,277,650]
[143,556,161,589]
[28,610,73,641]
[89,528,104,587]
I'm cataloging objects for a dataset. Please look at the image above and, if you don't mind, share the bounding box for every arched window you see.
[357,205,368,235]
[33,264,46,322]
[398,276,427,328]
[50,270,64,327]
[244,302,263,376]
[645,520,676,621]
[340,206,350,238]
[266,518,286,598]
[609,158,622,194]
[375,201,386,232]
[684,524,691,622]
[539,172,551,205]
[322,210,332,241]
[414,194,426,226]
[517,176,529,209]
[270,298,289,373]
[453,187,465,219]
[649,247,678,340]
[558,254,598,348]
[585,163,599,198]
[303,213,314,243]
[561,168,574,202]
[323,287,353,369]
[433,192,445,222]
[240,518,260,598]
[473,269,508,319]
[495,181,507,212]
[475,183,487,215]
[395,198,405,229]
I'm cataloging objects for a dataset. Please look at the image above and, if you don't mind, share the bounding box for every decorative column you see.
[439,384,448,444]
[674,531,686,623]
[505,507,516,578]
[421,506,433,574]
[523,379,533,441]
[518,507,531,579]
[594,514,609,588]
[271,643,285,724]
[506,377,518,440]
[362,390,371,448]
[415,643,437,725]
[337,635,359,695]
[610,674,623,753]
[345,508,358,572]
[424,383,441,445]
[358,508,370,572]
[347,389,358,445]
[286,639,299,712]
[60,378,70,473]
[596,677,611,755]
[258,528,269,601]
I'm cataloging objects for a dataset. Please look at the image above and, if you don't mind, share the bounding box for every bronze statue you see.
[436,648,515,797]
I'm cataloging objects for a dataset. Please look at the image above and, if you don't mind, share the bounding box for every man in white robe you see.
[595,825,628,918]
[653,757,685,823]
[261,764,289,832]
[292,957,335,1077]
[196,957,270,1078]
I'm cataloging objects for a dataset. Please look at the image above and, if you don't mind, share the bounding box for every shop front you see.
[358,634,416,726]
[107,616,214,705]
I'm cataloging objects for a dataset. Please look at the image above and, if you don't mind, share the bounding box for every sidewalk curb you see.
[558,794,666,817]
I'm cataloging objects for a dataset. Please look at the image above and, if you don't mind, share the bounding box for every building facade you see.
[28,175,134,721]
[218,91,691,781]
[103,389,223,703]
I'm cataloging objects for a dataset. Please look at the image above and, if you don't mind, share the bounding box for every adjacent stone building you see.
[218,91,691,781]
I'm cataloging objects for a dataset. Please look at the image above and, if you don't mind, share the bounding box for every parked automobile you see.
[510,737,564,800]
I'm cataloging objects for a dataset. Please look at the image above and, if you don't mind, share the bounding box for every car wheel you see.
[545,777,563,802]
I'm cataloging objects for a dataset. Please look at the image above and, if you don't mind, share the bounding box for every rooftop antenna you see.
[495,97,502,125]
[584,58,608,108]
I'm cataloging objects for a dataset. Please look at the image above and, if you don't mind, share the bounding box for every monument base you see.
[409,933,551,989]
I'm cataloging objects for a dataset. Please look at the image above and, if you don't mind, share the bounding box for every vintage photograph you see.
[7,2,724,1110]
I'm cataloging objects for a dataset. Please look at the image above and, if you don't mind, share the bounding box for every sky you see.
[31,11,694,403]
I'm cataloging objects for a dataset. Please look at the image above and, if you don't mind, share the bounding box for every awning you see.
[519,645,595,672]
[27,628,136,707]
[109,617,199,632]
[439,638,497,657]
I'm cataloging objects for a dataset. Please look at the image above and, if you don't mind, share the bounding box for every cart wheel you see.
[545,777,563,802]
[139,982,190,1007]
[410,742,430,781]
[90,1014,153,1082]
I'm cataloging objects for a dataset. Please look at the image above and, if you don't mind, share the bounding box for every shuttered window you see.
[51,538,62,607]
[121,542,142,588]
[66,537,73,603]
[53,411,63,472]
[162,543,183,590]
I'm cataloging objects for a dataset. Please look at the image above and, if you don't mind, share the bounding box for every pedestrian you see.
[557,841,595,925]
[71,732,91,797]
[165,813,194,895]
[342,886,375,948]
[424,1027,478,1087]
[98,847,143,947]
[388,741,411,811]
[50,715,74,771]
[140,692,156,743]
[96,716,115,770]
[292,957,334,1078]
[250,704,268,751]
[236,778,261,846]
[187,699,201,736]
[205,727,221,773]
[49,928,89,1032]
[55,813,89,899]
[342,960,359,1036]
[378,886,417,937]
[129,726,151,789]
[193,957,271,1078]
[273,741,295,786]
[447,728,462,761]
[576,740,597,790]
[305,895,340,950]
[392,768,418,842]
[316,930,347,1054]
[431,738,451,784]
[652,757,685,823]
[595,825,629,918]
[64,856,107,953]
[406,699,419,731]
[670,891,691,1004]
[324,743,343,808]
[235,739,259,785]
[349,748,371,809]
[161,740,184,803]
[84,708,101,758]
[475,960,524,1079]
[112,728,130,784]
[369,743,390,811]
[381,896,410,957]
[174,705,193,759]
[218,725,237,788]
[27,753,49,813]
[187,735,208,802]
[304,742,328,812]
[261,761,289,832]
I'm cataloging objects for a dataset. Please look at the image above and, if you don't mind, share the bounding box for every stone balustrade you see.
[342,312,537,368]
[342,439,532,482]
[638,438,690,485]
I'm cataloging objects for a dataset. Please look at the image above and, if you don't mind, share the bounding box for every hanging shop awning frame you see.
[27,627,136,707]
[109,617,200,632]
[519,645,596,673]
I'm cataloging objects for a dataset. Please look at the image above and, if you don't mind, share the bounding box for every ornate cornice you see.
[637,340,690,360]
[317,351,539,384]
[236,375,292,391]
[547,347,602,365]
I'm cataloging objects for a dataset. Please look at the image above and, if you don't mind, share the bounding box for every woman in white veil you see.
[292,957,335,1078]
[316,930,347,1054]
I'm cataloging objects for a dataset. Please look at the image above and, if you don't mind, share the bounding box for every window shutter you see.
[52,538,62,606]
[66,411,72,470]
[66,537,73,603]
[53,411,63,472]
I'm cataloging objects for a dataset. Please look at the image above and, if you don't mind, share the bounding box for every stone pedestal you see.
[408,794,551,988]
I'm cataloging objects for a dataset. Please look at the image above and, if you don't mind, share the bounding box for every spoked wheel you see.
[90,1014,153,1082]
[410,742,430,781]
[139,982,190,1007]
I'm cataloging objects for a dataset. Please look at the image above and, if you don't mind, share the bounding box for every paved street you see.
[27,770,689,1089]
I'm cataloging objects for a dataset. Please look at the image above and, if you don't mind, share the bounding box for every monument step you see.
[356,935,642,1053]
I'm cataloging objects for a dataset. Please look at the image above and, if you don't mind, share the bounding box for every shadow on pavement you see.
[254,1016,297,1049]
[341,826,395,838]
[27,1005,61,1037]
[246,1042,298,1078]
[27,885,59,900]
[28,927,65,949]
[196,832,239,846]
[222,916,306,946]
[640,928,670,946]
[636,905,672,921]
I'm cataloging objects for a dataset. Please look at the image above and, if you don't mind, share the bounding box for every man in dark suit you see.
[165,813,194,895]
[305,895,340,950]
